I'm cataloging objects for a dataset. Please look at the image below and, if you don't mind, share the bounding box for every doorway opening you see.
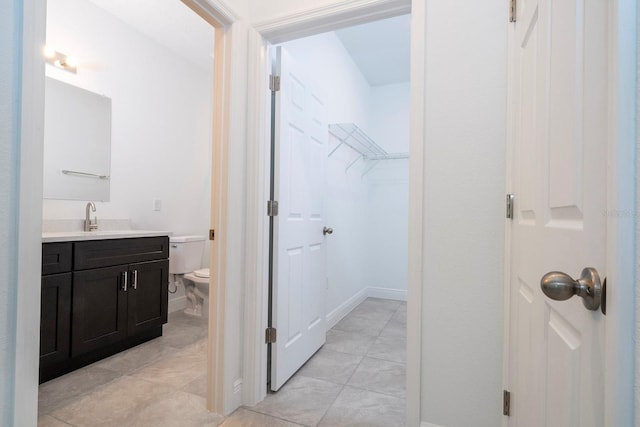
[37,0,221,424]
[245,15,411,426]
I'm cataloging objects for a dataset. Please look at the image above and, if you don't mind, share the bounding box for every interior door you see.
[507,0,607,425]
[270,47,329,391]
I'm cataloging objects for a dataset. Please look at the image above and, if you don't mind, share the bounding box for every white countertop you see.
[42,229,171,243]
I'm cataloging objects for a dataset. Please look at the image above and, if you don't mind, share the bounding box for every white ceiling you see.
[335,14,411,86]
[83,2,409,87]
[86,0,214,71]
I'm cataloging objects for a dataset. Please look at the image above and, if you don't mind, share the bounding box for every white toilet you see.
[169,235,210,318]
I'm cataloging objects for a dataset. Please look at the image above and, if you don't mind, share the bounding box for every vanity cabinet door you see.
[40,273,71,369]
[72,265,128,356]
[127,260,168,336]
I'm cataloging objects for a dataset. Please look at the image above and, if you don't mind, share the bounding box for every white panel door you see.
[271,47,328,391]
[507,0,607,425]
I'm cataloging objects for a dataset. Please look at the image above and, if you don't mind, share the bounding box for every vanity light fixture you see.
[43,46,78,74]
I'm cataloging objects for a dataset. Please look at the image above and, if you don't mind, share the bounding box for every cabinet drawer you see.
[42,242,73,275]
[74,236,169,270]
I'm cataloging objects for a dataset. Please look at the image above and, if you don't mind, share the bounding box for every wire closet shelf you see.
[328,123,409,159]
[328,123,409,173]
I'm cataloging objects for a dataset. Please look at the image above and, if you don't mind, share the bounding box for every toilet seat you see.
[184,272,209,285]
[194,268,209,278]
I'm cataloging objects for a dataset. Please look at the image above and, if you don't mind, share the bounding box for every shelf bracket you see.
[345,154,364,172]
[361,159,381,178]
[328,141,345,157]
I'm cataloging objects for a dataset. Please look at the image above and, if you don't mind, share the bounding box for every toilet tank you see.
[169,235,206,274]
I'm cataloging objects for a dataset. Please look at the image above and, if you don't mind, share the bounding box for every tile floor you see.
[38,297,406,427]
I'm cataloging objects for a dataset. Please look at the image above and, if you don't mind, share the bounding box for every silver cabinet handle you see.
[122,271,128,292]
[323,227,333,235]
[132,270,138,290]
[540,267,602,311]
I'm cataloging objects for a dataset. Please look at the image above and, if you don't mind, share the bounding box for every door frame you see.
[604,0,638,424]
[241,0,421,425]
[12,0,241,422]
[13,0,47,425]
[501,1,638,425]
[179,0,240,415]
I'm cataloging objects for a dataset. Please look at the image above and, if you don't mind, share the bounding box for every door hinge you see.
[267,200,279,217]
[265,327,277,344]
[509,0,517,22]
[503,390,511,416]
[269,75,281,92]
[209,229,215,241]
[506,193,515,219]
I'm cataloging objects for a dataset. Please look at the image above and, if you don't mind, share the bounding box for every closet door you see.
[270,47,329,391]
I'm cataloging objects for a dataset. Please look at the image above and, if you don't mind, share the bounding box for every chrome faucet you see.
[84,202,98,231]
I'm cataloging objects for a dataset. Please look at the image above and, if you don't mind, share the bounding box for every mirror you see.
[43,77,112,201]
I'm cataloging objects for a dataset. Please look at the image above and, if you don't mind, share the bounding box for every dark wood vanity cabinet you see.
[40,236,169,383]
[71,259,168,356]
[40,242,73,382]
[71,264,129,356]
[40,272,72,368]
[126,260,168,336]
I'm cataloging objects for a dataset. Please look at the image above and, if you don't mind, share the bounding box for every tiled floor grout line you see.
[241,407,307,426]
[49,413,79,427]
[341,383,407,401]
[311,341,368,426]
[39,368,122,418]
[314,381,346,427]
[48,373,179,426]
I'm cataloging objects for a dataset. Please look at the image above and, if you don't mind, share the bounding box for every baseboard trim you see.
[168,295,186,313]
[225,378,244,415]
[326,288,368,329]
[325,286,407,329]
[367,287,407,301]
[421,422,444,427]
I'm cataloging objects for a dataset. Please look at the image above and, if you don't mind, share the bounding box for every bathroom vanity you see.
[40,232,170,383]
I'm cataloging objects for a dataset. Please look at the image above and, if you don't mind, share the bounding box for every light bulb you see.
[43,45,56,58]
[64,56,79,68]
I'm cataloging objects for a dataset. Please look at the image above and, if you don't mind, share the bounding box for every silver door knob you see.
[323,227,333,235]
[540,267,602,311]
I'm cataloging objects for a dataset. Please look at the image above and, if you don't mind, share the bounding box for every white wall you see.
[45,0,214,306]
[420,0,506,426]
[364,160,408,293]
[365,83,409,294]
[1,1,21,424]
[325,134,371,314]
[369,82,410,153]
